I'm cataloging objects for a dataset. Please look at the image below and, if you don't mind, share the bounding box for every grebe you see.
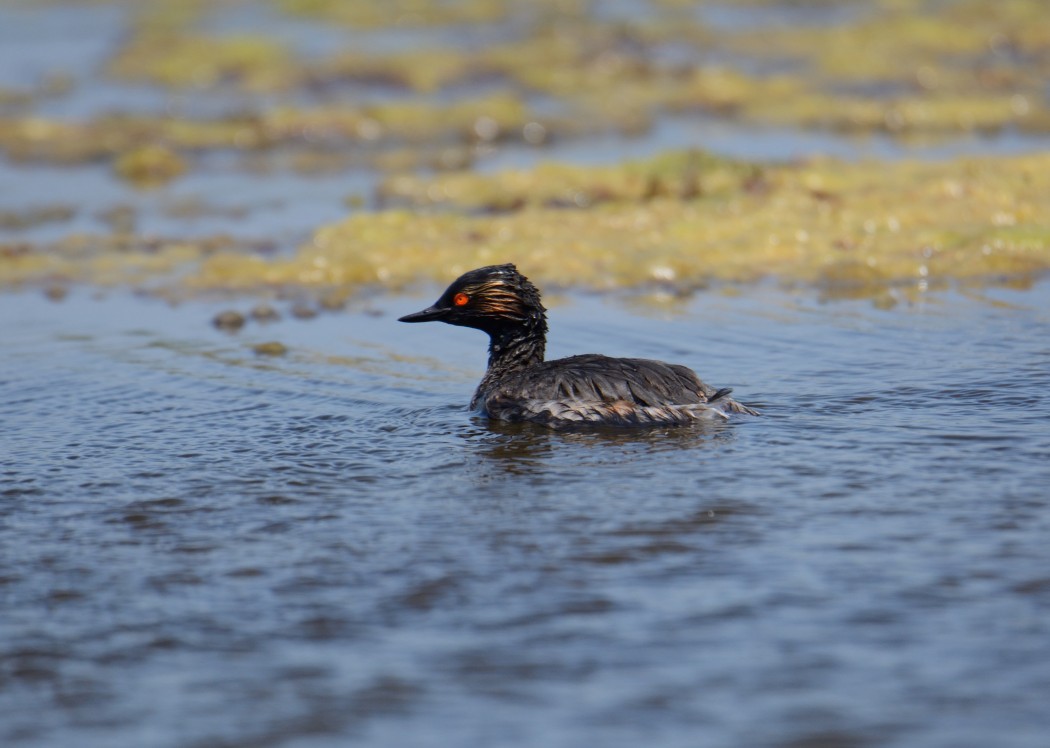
[399,264,759,427]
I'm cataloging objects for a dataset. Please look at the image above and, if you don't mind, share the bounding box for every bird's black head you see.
[398,263,547,335]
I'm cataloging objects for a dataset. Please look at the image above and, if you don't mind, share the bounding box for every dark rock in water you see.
[213,310,246,330]
[290,303,318,320]
[44,285,68,302]
[250,304,280,322]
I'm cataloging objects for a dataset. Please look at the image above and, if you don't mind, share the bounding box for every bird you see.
[399,263,759,428]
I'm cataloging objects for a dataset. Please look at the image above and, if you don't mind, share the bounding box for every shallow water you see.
[3,283,1049,747]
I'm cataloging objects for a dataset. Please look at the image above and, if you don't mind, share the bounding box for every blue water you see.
[2,283,1049,747]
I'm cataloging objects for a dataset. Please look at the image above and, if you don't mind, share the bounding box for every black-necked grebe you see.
[399,264,759,427]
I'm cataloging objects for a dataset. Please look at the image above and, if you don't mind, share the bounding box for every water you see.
[3,1,1050,744]
[3,282,1049,747]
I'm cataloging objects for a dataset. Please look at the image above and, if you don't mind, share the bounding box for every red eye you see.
[453,292,469,306]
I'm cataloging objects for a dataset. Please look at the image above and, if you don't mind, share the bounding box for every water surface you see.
[3,283,1049,747]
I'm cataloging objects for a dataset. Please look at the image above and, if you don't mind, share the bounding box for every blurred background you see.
[2,0,1049,296]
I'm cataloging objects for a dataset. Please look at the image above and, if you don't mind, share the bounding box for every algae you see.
[0,234,276,293]
[85,0,1050,140]
[113,144,187,186]
[4,151,1047,297]
[4,0,1047,188]
[376,150,757,210]
[0,204,76,230]
[0,93,537,174]
[252,341,288,355]
[186,151,1050,295]
[3,0,1050,303]
[275,0,513,29]
[108,34,296,91]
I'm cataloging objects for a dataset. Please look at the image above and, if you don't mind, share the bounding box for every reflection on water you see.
[472,417,736,472]
[2,284,1049,747]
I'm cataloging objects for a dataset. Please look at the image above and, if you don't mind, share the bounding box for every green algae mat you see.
[6,151,1048,300]
[2,0,1049,303]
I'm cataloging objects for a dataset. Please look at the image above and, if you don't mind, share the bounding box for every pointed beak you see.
[398,305,449,323]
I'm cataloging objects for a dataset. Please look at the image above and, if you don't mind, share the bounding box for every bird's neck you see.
[469,310,547,412]
[486,316,547,374]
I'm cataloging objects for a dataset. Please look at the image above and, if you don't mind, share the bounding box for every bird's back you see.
[476,354,757,427]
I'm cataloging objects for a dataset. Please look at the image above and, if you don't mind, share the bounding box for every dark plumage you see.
[399,264,759,428]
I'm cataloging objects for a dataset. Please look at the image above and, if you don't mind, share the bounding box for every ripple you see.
[3,287,1050,748]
